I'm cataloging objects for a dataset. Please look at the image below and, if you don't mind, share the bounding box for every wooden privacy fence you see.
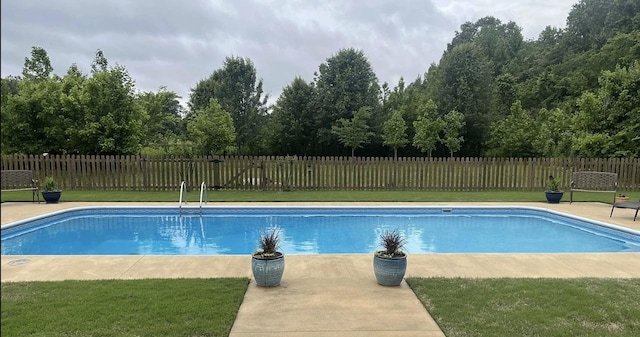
[2,155,639,192]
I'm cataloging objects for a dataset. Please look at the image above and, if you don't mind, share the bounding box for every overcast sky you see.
[1,0,577,107]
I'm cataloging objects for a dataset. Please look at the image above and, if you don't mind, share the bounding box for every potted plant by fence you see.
[615,194,629,203]
[251,227,285,287]
[373,229,407,286]
[545,175,563,204]
[41,176,62,204]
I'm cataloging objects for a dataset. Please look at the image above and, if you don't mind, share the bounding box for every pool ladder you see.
[199,181,208,208]
[179,181,187,209]
[178,181,208,213]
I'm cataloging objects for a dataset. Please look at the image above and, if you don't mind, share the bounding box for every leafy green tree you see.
[0,76,21,152]
[314,48,380,155]
[22,46,53,80]
[90,49,108,74]
[491,73,517,119]
[487,101,539,157]
[564,0,638,53]
[533,107,575,157]
[136,87,184,151]
[380,78,405,121]
[449,17,524,76]
[441,110,465,157]
[437,42,492,156]
[189,56,268,155]
[187,99,236,155]
[382,110,408,159]
[79,52,147,154]
[2,46,66,154]
[331,107,374,157]
[412,99,444,158]
[2,77,64,154]
[267,77,316,155]
[572,62,640,157]
[58,64,88,154]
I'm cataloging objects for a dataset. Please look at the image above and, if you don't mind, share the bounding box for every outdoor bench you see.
[569,171,617,204]
[1,170,40,202]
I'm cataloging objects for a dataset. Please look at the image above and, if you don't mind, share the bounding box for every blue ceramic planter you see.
[373,254,407,286]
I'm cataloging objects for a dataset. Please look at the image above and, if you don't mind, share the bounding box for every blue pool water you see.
[2,207,640,255]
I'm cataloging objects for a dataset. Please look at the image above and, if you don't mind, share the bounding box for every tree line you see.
[2,0,638,158]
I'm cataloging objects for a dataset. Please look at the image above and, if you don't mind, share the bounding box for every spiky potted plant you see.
[41,176,62,204]
[545,175,564,203]
[251,227,285,287]
[373,229,407,286]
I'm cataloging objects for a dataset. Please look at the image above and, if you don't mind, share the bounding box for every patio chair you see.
[610,200,639,221]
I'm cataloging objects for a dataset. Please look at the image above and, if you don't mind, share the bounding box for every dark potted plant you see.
[251,227,285,287]
[545,175,563,203]
[373,229,407,286]
[41,176,62,204]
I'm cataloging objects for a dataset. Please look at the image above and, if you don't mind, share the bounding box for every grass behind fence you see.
[3,190,638,203]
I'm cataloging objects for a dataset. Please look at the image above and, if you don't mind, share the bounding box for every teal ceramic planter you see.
[373,254,407,286]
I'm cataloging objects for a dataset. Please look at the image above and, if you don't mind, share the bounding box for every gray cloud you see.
[1,0,576,107]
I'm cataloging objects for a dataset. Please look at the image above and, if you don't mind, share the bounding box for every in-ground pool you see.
[2,206,640,255]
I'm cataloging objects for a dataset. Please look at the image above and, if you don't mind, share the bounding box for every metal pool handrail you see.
[199,181,207,209]
[179,181,187,209]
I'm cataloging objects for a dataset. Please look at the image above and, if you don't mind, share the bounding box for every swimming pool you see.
[2,206,640,255]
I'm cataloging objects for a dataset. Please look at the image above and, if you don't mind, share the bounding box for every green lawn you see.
[406,278,640,337]
[1,278,249,337]
[2,189,638,203]
[3,278,639,337]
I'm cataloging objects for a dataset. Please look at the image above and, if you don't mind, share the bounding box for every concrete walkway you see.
[2,201,640,337]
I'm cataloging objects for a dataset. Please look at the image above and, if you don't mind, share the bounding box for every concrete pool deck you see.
[2,201,640,337]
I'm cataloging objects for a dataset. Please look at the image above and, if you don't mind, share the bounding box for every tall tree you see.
[533,107,574,157]
[267,77,316,155]
[412,99,444,158]
[572,62,640,157]
[382,110,408,159]
[447,17,524,76]
[189,56,268,155]
[2,77,64,154]
[314,48,380,155]
[136,87,184,150]
[58,64,88,154]
[563,0,636,53]
[90,49,108,73]
[22,46,53,80]
[437,42,492,156]
[79,52,147,154]
[187,99,236,155]
[441,110,465,157]
[3,47,62,154]
[487,100,539,157]
[331,107,374,157]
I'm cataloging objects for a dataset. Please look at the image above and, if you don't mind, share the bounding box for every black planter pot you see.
[545,191,564,204]
[41,190,62,204]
